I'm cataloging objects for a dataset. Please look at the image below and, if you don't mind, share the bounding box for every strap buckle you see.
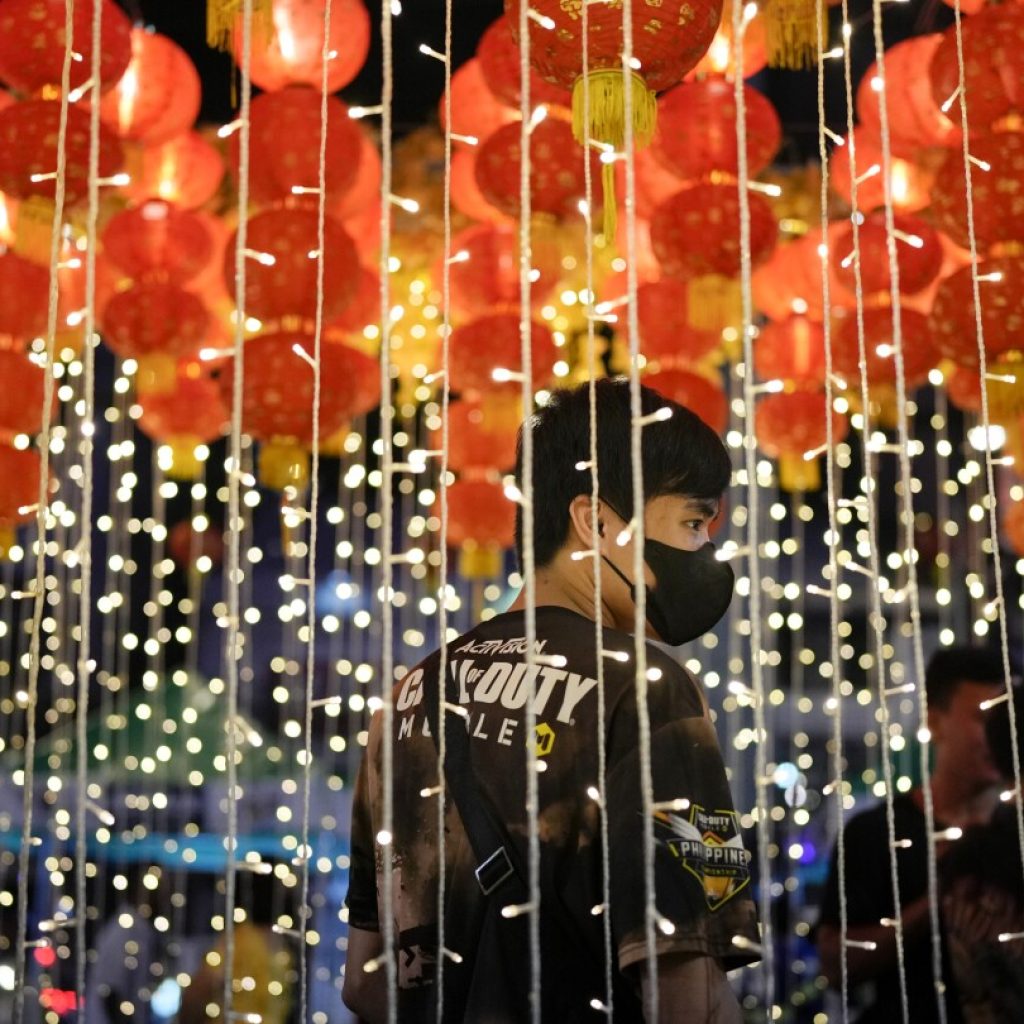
[474,846,515,896]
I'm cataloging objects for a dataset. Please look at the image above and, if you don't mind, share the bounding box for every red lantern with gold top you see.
[0,442,42,555]
[123,131,225,210]
[443,395,522,475]
[831,307,937,389]
[239,87,364,209]
[446,477,516,578]
[477,15,571,111]
[0,101,124,208]
[441,58,518,149]
[137,365,228,478]
[831,213,945,298]
[234,0,370,94]
[0,0,131,96]
[475,117,596,222]
[103,200,213,285]
[449,314,555,396]
[218,332,380,489]
[930,6,1024,135]
[929,257,1024,369]
[445,222,562,320]
[856,35,959,160]
[224,206,359,324]
[756,389,849,492]
[99,29,201,146]
[0,346,51,439]
[101,282,210,392]
[643,368,728,434]
[651,182,777,279]
[754,315,825,388]
[652,78,781,183]
[0,252,49,339]
[930,131,1024,254]
[634,279,721,366]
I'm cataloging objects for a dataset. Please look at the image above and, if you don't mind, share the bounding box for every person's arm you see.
[640,953,742,1023]
[818,893,932,989]
[342,926,388,1023]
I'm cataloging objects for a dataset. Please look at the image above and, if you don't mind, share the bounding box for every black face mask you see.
[600,513,735,646]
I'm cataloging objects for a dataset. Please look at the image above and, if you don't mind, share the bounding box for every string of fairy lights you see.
[2,1,1024,1023]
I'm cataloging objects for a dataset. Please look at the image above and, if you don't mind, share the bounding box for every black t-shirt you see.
[346,606,759,1022]
[819,793,958,1024]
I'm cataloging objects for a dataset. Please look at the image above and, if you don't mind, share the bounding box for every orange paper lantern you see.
[0,345,51,438]
[234,0,370,94]
[440,58,518,148]
[829,124,934,214]
[688,0,768,80]
[446,478,516,550]
[477,15,571,111]
[642,368,728,434]
[831,307,937,389]
[754,315,826,388]
[633,279,721,366]
[443,395,521,475]
[756,390,849,491]
[0,252,49,338]
[99,29,201,146]
[449,314,555,396]
[123,131,225,210]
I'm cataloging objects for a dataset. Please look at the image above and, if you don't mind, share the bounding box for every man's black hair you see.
[925,646,1006,710]
[514,377,731,569]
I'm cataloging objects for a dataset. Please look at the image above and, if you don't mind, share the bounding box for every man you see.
[343,379,758,1022]
[817,647,1007,1023]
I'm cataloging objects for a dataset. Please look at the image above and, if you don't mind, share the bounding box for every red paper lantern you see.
[477,15,571,111]
[443,395,521,474]
[0,345,51,438]
[831,213,945,298]
[1003,500,1024,559]
[103,200,213,285]
[930,131,1024,254]
[831,307,937,389]
[137,364,228,478]
[652,78,781,182]
[234,0,370,94]
[633,148,687,221]
[99,29,200,146]
[101,282,210,391]
[0,0,131,96]
[167,518,224,569]
[688,0,767,80]
[0,101,123,208]
[929,257,1024,369]
[449,314,555,396]
[220,331,380,446]
[0,252,49,338]
[445,222,562,320]
[651,183,777,279]
[475,117,595,222]
[330,265,379,334]
[440,58,518,148]
[633,279,720,366]
[856,35,959,160]
[508,0,723,94]
[451,147,510,225]
[224,207,359,324]
[754,315,825,388]
[755,390,849,491]
[930,6,1024,135]
[123,131,225,210]
[446,478,515,549]
[238,87,364,209]
[0,443,42,549]
[642,368,728,434]
[946,366,981,414]
[830,124,933,214]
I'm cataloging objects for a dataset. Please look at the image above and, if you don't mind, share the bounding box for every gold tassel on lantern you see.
[571,70,657,241]
[765,0,821,71]
[206,0,273,53]
[459,542,503,581]
[686,275,742,334]
[258,439,310,492]
[778,452,820,493]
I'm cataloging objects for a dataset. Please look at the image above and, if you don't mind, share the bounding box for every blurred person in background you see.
[817,647,1007,1023]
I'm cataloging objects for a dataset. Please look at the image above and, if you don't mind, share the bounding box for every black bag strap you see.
[424,658,529,903]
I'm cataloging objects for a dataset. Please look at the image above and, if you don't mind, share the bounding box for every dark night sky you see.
[124,0,957,161]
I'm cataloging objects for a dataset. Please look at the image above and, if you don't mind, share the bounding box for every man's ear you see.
[567,494,606,550]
